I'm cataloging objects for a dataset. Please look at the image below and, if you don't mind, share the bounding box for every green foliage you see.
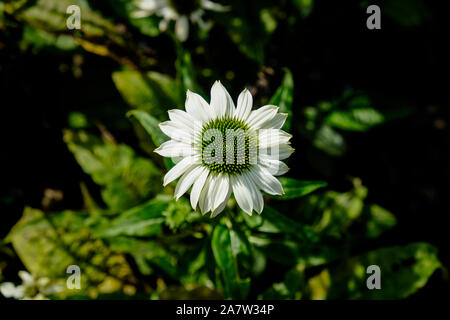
[292,0,315,18]
[64,130,162,211]
[108,237,177,278]
[325,108,385,131]
[127,110,175,170]
[127,110,168,146]
[93,196,168,238]
[5,207,137,298]
[0,0,443,301]
[301,89,411,156]
[211,224,250,299]
[270,178,327,200]
[106,0,160,37]
[269,69,294,132]
[307,242,441,299]
[112,71,184,119]
[21,25,78,52]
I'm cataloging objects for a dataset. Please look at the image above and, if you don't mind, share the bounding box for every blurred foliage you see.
[0,0,444,300]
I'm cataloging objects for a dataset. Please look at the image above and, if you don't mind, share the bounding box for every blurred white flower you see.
[0,282,25,299]
[0,270,63,300]
[155,81,293,217]
[132,0,229,41]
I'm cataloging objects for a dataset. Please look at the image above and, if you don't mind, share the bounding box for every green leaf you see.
[127,110,175,170]
[313,124,346,156]
[260,9,277,34]
[21,25,78,52]
[255,237,301,266]
[270,178,327,200]
[64,130,162,211]
[308,182,368,237]
[211,225,250,299]
[309,243,442,299]
[11,0,124,44]
[326,108,385,131]
[365,204,397,239]
[93,196,171,238]
[108,237,177,278]
[6,207,76,278]
[6,207,136,298]
[292,0,315,18]
[249,206,317,242]
[112,70,184,120]
[127,110,168,146]
[269,69,294,131]
[162,197,193,231]
[175,48,203,95]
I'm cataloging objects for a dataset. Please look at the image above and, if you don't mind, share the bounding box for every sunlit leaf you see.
[326,108,385,131]
[127,110,175,170]
[6,207,136,298]
[112,71,184,119]
[270,178,327,200]
[93,196,171,238]
[365,204,397,239]
[127,110,168,146]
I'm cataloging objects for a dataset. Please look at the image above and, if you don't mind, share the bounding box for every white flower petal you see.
[259,143,295,161]
[185,90,214,122]
[163,156,199,186]
[210,81,235,118]
[18,271,34,285]
[168,109,197,133]
[199,174,213,214]
[259,154,289,176]
[261,113,288,129]
[190,167,209,210]
[175,15,189,42]
[211,173,230,211]
[159,6,178,19]
[234,89,252,121]
[136,0,167,11]
[201,0,230,12]
[249,166,284,196]
[278,144,295,160]
[154,140,194,158]
[159,17,170,31]
[258,129,292,148]
[231,174,253,215]
[246,105,278,129]
[159,121,193,144]
[211,183,232,217]
[0,283,24,299]
[174,165,204,199]
[243,172,264,214]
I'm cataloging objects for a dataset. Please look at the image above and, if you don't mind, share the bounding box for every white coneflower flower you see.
[132,0,229,42]
[155,81,294,217]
